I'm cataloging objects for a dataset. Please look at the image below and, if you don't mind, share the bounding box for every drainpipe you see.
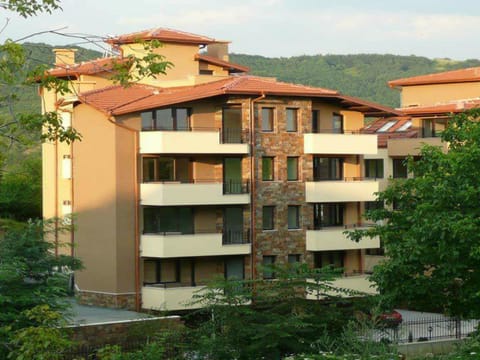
[249,92,265,280]
[107,115,141,312]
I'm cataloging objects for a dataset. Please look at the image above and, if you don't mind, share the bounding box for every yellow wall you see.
[72,104,136,293]
[120,42,201,86]
[401,82,480,107]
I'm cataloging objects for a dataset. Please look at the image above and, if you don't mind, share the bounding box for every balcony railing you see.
[312,176,372,182]
[142,228,250,245]
[142,178,250,196]
[310,129,361,134]
[141,126,249,144]
[222,229,250,245]
[309,223,373,231]
[223,180,250,194]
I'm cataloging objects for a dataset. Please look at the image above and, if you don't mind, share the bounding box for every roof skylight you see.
[377,121,397,132]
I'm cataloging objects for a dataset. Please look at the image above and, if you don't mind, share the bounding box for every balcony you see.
[306,274,377,299]
[305,178,379,202]
[141,180,250,206]
[140,128,249,154]
[142,285,205,311]
[388,137,447,157]
[306,225,380,251]
[141,230,251,258]
[304,132,377,155]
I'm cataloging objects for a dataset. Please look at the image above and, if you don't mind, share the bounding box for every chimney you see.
[206,42,229,62]
[53,48,77,66]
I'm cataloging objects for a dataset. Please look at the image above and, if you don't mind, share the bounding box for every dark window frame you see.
[287,156,299,181]
[365,159,384,179]
[262,255,276,279]
[313,157,344,181]
[392,158,408,178]
[286,108,298,132]
[262,206,275,230]
[288,205,301,229]
[262,156,274,181]
[261,107,275,132]
[141,107,191,131]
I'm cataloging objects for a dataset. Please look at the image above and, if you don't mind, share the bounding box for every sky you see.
[3,0,480,60]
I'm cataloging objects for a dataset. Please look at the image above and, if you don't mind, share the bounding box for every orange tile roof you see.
[400,98,480,116]
[48,57,129,78]
[362,117,417,148]
[195,54,249,73]
[77,75,399,117]
[389,67,480,87]
[106,27,219,45]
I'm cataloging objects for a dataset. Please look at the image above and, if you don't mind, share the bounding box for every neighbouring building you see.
[41,28,400,311]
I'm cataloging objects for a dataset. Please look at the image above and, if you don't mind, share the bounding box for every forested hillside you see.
[230,54,480,108]
[19,43,480,111]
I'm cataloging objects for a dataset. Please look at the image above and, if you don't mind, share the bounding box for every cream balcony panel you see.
[305,181,378,202]
[306,228,379,251]
[141,183,250,206]
[388,137,447,157]
[307,275,377,299]
[142,286,204,311]
[140,131,249,154]
[304,134,378,155]
[141,233,251,258]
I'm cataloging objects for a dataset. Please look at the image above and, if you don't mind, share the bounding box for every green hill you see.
[19,43,480,110]
[230,53,480,108]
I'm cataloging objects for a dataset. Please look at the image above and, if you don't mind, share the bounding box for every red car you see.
[376,310,403,328]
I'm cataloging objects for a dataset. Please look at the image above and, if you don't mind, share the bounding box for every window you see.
[143,259,180,284]
[286,108,298,132]
[288,254,301,264]
[143,207,193,234]
[262,256,276,279]
[313,157,343,181]
[396,120,412,132]
[365,201,384,212]
[262,157,274,181]
[141,108,190,130]
[262,206,275,230]
[311,110,319,133]
[365,159,384,179]
[332,113,344,134]
[422,118,447,138]
[287,157,299,181]
[288,206,300,229]
[314,251,344,269]
[142,157,190,182]
[261,107,274,131]
[377,120,397,132]
[313,203,344,229]
[392,158,408,178]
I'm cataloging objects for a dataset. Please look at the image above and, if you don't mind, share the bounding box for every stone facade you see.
[77,291,136,310]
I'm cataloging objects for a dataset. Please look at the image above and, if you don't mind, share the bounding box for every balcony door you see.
[332,113,344,134]
[223,106,243,143]
[224,158,242,194]
[225,257,244,280]
[224,207,244,244]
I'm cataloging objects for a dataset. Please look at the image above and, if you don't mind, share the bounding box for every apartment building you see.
[41,28,399,311]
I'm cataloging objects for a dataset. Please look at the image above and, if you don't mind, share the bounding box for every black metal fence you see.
[369,316,479,344]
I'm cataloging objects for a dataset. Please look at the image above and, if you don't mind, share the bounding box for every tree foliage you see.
[186,264,371,360]
[348,109,480,317]
[0,220,82,357]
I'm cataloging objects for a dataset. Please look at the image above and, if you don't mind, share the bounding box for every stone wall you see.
[67,316,182,347]
[77,291,136,310]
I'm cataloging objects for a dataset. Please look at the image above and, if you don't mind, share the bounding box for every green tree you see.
[349,109,480,317]
[187,264,366,360]
[0,220,82,357]
[0,154,41,221]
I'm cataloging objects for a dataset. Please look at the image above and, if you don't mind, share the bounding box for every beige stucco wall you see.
[72,104,136,294]
[341,110,365,132]
[400,82,480,107]
[120,42,201,86]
